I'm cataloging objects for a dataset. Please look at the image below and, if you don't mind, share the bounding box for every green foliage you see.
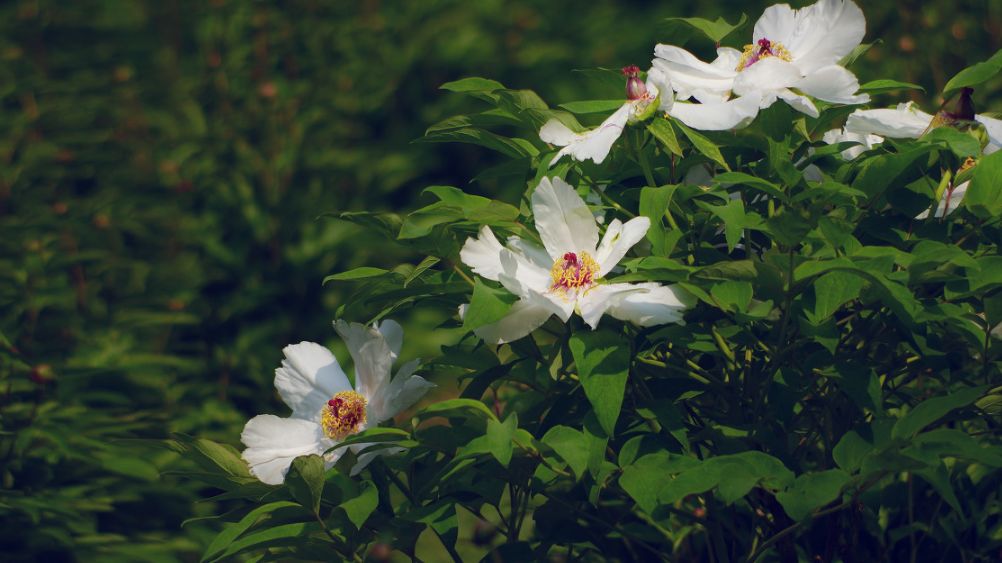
[4,1,1002,562]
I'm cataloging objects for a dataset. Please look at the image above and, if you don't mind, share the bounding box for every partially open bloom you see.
[459,177,690,344]
[241,320,434,484]
[539,66,669,166]
[653,0,869,119]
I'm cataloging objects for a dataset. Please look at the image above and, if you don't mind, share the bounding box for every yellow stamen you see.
[736,38,792,71]
[320,390,367,440]
[550,251,599,296]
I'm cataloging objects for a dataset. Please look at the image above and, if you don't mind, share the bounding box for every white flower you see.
[540,66,760,164]
[540,66,670,166]
[820,98,1002,218]
[653,0,869,119]
[459,177,689,344]
[844,101,1002,154]
[240,320,434,485]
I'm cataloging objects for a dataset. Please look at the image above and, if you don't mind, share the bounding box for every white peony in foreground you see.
[540,66,760,165]
[460,176,690,344]
[241,320,434,485]
[653,0,869,119]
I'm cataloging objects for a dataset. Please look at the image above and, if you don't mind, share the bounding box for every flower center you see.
[550,251,598,295]
[320,390,367,440]
[622,65,649,101]
[736,38,792,71]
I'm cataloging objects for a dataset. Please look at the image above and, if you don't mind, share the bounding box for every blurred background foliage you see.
[0,0,999,560]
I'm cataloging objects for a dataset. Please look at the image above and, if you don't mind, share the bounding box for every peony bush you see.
[174,1,1002,560]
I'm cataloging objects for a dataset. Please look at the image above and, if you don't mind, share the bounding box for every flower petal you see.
[606,282,691,327]
[753,2,798,47]
[732,57,801,98]
[241,415,334,485]
[595,217,650,277]
[460,225,506,281]
[275,342,352,420]
[782,0,866,74]
[916,181,968,219]
[541,104,631,166]
[652,45,736,102]
[776,89,819,117]
[795,65,868,105]
[845,102,932,139]
[576,283,647,329]
[377,319,403,361]
[506,236,553,270]
[474,298,555,344]
[333,320,393,404]
[497,247,552,297]
[976,114,1002,154]
[531,177,600,260]
[646,67,675,113]
[669,94,762,131]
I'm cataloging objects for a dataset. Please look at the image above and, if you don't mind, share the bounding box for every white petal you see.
[845,102,932,139]
[460,225,506,281]
[241,415,333,485]
[497,247,552,297]
[916,181,968,219]
[539,119,580,147]
[275,342,352,420]
[576,283,647,329]
[753,3,798,48]
[543,104,631,166]
[651,46,736,101]
[506,236,553,270]
[531,177,600,260]
[595,217,650,277]
[777,89,819,117]
[732,58,801,97]
[376,319,403,360]
[795,65,868,105]
[646,67,675,113]
[669,94,762,131]
[781,0,866,74]
[976,114,1002,154]
[474,298,555,344]
[333,320,393,404]
[606,282,691,327]
[822,128,883,160]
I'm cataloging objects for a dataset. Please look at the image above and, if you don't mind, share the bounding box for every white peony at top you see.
[653,0,869,120]
[459,176,690,344]
[240,320,434,485]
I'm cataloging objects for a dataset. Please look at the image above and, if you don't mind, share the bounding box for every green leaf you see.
[775,470,850,521]
[833,431,872,473]
[440,77,505,100]
[201,501,300,563]
[422,127,538,158]
[323,267,394,284]
[713,172,785,199]
[212,522,320,561]
[569,329,631,436]
[664,14,747,43]
[892,386,988,440]
[485,413,517,468]
[699,197,760,252]
[943,49,1002,96]
[964,150,1002,218]
[416,398,499,422]
[673,119,730,170]
[339,481,378,530]
[813,271,864,321]
[285,455,325,513]
[619,453,698,513]
[404,256,440,287]
[559,100,625,114]
[710,280,753,313]
[191,438,252,478]
[859,79,924,94]
[463,279,518,331]
[648,119,682,157]
[541,425,590,480]
[327,427,411,452]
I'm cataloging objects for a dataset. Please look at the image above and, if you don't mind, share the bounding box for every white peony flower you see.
[459,177,690,344]
[540,66,759,165]
[653,0,869,119]
[241,320,434,485]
